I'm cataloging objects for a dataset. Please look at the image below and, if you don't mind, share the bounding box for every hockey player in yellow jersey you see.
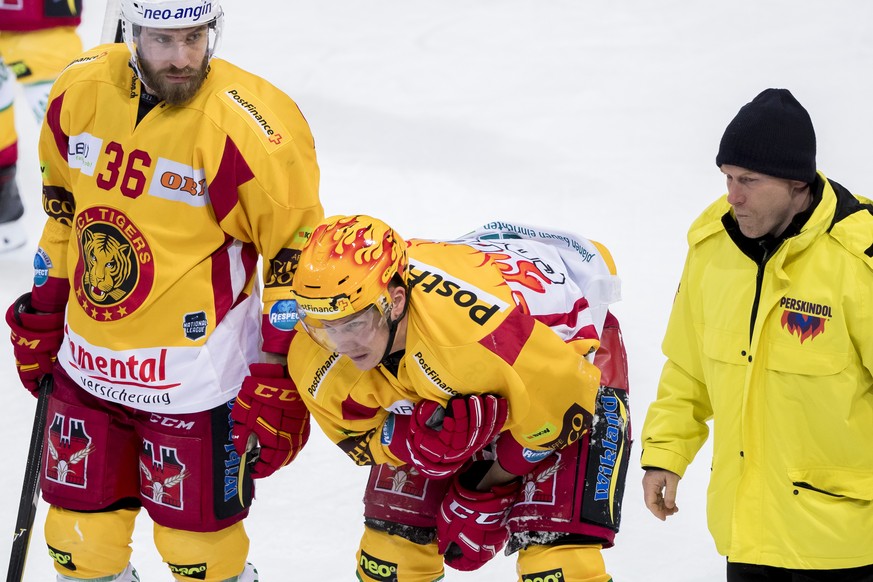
[5,0,323,580]
[287,215,631,581]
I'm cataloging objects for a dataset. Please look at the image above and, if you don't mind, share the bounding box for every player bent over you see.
[279,215,631,581]
[6,0,323,579]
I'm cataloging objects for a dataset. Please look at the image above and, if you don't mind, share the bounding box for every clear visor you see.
[122,13,223,74]
[299,304,391,354]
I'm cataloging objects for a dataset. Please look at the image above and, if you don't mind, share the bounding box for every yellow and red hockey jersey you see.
[288,221,621,467]
[32,44,322,413]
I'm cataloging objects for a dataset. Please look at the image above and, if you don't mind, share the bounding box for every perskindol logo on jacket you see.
[73,206,155,321]
[779,295,832,343]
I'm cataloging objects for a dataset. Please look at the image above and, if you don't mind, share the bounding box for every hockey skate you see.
[0,164,26,252]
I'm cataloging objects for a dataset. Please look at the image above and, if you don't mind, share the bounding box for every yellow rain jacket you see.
[641,173,873,569]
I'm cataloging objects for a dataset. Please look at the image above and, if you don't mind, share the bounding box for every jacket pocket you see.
[766,342,849,376]
[787,467,873,501]
[702,328,747,365]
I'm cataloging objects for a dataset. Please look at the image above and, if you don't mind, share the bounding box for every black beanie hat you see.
[715,88,816,183]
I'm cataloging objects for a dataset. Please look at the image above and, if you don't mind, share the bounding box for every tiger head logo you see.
[73,206,153,321]
[83,230,134,304]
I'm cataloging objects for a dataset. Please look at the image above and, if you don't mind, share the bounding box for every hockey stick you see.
[6,375,53,582]
[100,0,123,44]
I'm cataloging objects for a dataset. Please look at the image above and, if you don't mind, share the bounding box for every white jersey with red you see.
[456,220,620,344]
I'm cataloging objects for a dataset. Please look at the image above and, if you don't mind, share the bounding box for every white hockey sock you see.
[57,562,140,582]
[223,562,259,582]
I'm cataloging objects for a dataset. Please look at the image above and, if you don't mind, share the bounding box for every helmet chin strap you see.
[379,286,410,364]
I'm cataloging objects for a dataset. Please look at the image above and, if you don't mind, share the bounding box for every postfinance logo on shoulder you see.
[219,85,290,154]
[60,51,109,75]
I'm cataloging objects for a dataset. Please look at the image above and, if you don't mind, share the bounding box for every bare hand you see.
[642,468,680,521]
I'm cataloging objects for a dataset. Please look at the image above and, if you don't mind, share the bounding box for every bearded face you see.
[138,53,209,106]
[135,25,211,106]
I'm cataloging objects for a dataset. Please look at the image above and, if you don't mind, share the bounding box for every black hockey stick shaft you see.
[7,375,53,582]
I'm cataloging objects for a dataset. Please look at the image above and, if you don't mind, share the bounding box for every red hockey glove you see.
[231,363,311,479]
[494,431,555,476]
[407,394,508,478]
[437,471,521,571]
[6,293,64,396]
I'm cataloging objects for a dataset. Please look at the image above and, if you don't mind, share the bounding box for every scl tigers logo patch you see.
[73,206,154,321]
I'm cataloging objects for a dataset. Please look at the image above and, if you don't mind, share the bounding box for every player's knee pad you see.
[154,522,249,581]
[517,544,612,582]
[363,463,449,545]
[44,505,137,580]
[357,526,444,582]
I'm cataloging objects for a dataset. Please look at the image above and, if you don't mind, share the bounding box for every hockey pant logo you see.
[46,413,95,488]
[372,464,430,499]
[140,439,189,509]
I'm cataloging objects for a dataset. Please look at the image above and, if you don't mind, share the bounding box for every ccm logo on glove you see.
[230,363,310,479]
[446,500,507,526]
[251,383,301,402]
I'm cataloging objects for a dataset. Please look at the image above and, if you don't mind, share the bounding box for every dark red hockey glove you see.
[407,394,508,478]
[231,363,311,478]
[437,471,521,571]
[494,430,555,476]
[6,293,64,396]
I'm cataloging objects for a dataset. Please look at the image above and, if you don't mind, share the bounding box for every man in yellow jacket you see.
[641,88,873,581]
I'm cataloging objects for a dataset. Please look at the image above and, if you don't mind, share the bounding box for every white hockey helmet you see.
[121,0,224,74]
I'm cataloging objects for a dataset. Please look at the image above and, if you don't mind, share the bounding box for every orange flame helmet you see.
[291,215,409,322]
